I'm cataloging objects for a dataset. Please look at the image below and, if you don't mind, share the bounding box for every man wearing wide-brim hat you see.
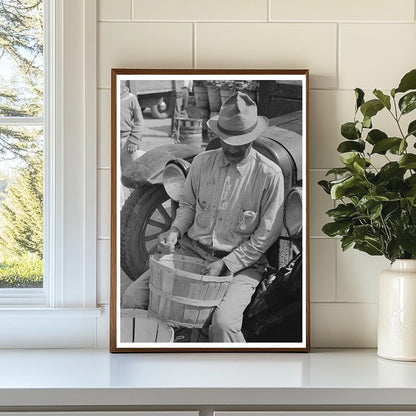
[123,91,285,342]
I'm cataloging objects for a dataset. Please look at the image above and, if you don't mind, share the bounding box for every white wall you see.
[96,0,416,347]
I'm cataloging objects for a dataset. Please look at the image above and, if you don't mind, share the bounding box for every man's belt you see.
[194,239,230,258]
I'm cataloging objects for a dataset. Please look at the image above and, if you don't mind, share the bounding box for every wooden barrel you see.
[177,117,203,148]
[240,88,257,103]
[193,85,209,109]
[207,85,221,112]
[120,309,174,343]
[148,253,233,328]
[220,87,235,104]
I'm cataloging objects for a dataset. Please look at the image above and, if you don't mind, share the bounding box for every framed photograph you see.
[110,69,310,352]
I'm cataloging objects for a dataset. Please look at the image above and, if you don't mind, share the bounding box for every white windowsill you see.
[0,307,102,316]
[0,307,105,349]
[0,348,415,410]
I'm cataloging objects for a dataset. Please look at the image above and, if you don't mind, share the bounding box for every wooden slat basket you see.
[149,253,233,329]
[120,309,174,343]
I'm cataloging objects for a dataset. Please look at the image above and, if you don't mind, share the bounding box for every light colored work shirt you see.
[172,147,285,274]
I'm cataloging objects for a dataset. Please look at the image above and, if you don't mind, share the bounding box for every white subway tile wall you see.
[98,89,111,168]
[310,239,336,302]
[99,0,131,20]
[270,0,414,22]
[132,0,269,21]
[97,0,416,347]
[98,22,193,88]
[196,23,338,89]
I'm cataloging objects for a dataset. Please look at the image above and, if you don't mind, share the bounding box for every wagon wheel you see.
[120,184,177,280]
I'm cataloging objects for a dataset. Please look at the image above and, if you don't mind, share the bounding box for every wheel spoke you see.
[157,204,172,223]
[148,219,166,229]
[144,232,160,242]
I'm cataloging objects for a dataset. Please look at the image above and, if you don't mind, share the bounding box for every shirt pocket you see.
[195,198,212,229]
[235,209,259,235]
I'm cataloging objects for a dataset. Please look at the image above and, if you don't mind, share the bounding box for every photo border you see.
[110,69,310,353]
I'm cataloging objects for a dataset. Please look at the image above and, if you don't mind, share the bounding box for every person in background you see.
[119,80,144,204]
[120,80,144,173]
[123,92,285,342]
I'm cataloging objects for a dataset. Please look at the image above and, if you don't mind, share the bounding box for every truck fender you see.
[121,144,203,189]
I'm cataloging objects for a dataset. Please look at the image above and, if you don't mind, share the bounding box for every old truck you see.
[127,79,185,119]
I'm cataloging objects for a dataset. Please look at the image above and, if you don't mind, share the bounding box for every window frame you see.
[0,0,100,348]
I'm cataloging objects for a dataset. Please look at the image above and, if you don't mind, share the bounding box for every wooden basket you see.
[120,309,174,343]
[176,117,203,148]
[149,254,232,328]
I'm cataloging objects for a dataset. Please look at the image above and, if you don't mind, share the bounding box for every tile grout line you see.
[193,22,197,69]
[336,22,340,90]
[97,19,415,24]
[334,229,339,302]
[267,0,271,22]
[130,0,134,20]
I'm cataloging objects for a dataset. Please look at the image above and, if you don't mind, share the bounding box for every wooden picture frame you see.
[110,69,310,352]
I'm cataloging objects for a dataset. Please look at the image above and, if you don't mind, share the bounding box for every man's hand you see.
[157,227,180,253]
[127,143,138,153]
[202,259,227,276]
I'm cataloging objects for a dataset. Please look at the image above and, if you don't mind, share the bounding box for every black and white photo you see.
[110,69,309,352]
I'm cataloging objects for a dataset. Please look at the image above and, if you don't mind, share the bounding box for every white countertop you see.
[0,348,416,408]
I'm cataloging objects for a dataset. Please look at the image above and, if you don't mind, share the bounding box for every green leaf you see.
[398,227,416,255]
[325,167,352,176]
[337,153,370,177]
[341,235,355,251]
[326,203,357,220]
[373,89,391,110]
[399,154,416,169]
[386,240,402,262]
[366,129,388,145]
[371,137,402,154]
[330,175,365,200]
[389,139,408,155]
[395,69,416,94]
[360,99,384,119]
[337,140,365,153]
[354,241,383,256]
[399,92,416,115]
[341,122,361,140]
[322,221,351,237]
[378,162,406,181]
[339,152,360,167]
[407,120,416,137]
[357,195,389,211]
[363,116,372,129]
[355,88,365,110]
[353,158,366,174]
[353,224,374,240]
[369,203,383,220]
[318,180,331,194]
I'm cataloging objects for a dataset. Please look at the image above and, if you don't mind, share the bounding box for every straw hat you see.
[206,91,268,146]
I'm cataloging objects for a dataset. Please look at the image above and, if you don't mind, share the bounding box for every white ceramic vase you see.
[378,259,416,361]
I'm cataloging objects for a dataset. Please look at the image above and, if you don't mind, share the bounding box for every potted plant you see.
[319,68,416,361]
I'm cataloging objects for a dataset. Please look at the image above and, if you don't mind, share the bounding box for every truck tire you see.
[120,184,176,280]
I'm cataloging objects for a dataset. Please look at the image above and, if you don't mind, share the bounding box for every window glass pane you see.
[0,0,44,117]
[0,0,44,291]
[0,126,43,289]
